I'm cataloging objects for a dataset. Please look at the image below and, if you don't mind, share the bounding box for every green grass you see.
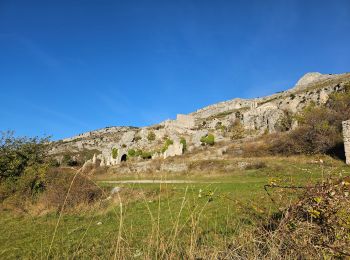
[0,155,349,259]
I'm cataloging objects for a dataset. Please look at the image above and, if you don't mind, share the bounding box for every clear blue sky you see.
[1,0,349,140]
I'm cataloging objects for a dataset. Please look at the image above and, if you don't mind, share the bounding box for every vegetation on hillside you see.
[245,83,350,159]
[0,132,49,206]
[200,133,215,146]
[0,132,101,213]
[147,131,156,141]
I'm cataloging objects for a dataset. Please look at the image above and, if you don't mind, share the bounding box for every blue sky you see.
[1,0,350,140]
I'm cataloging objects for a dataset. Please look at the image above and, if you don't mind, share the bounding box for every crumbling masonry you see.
[343,120,350,165]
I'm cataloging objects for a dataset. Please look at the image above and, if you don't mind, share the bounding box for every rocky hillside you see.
[50,72,350,166]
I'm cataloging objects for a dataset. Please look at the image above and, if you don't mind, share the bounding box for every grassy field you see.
[0,155,349,259]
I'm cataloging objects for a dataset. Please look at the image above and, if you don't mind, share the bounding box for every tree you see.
[0,131,50,200]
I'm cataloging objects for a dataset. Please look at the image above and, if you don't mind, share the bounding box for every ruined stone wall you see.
[176,114,195,129]
[343,120,350,165]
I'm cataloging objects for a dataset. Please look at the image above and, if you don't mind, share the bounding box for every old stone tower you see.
[343,120,350,165]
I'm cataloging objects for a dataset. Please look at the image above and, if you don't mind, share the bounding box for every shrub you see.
[275,110,293,132]
[269,106,342,155]
[147,131,156,141]
[127,149,136,157]
[112,148,118,159]
[0,131,49,181]
[215,122,226,131]
[230,177,350,259]
[43,169,103,211]
[180,137,187,152]
[134,149,143,157]
[265,86,350,157]
[228,119,245,140]
[200,134,215,146]
[161,138,173,153]
[141,151,152,159]
[62,153,78,166]
[0,132,49,203]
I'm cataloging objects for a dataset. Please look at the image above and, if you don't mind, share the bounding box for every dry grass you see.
[229,177,350,259]
[40,169,103,213]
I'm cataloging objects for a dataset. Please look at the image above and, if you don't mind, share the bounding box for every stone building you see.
[343,120,350,165]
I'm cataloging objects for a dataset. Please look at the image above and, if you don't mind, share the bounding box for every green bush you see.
[215,122,226,132]
[161,138,173,153]
[127,149,136,157]
[135,149,143,157]
[141,151,152,159]
[200,134,215,146]
[180,137,187,152]
[147,131,156,141]
[112,148,118,159]
[0,132,49,203]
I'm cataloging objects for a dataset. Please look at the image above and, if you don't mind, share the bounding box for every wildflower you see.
[313,197,322,204]
[307,208,320,218]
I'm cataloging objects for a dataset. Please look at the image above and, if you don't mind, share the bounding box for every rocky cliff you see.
[51,72,350,165]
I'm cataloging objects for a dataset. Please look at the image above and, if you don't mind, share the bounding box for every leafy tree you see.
[0,131,49,181]
[0,131,50,200]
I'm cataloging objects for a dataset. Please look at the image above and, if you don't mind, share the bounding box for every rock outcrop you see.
[50,72,350,166]
[163,141,184,159]
[294,72,334,90]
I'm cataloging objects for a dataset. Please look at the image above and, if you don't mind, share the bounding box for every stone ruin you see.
[175,114,195,129]
[343,120,350,165]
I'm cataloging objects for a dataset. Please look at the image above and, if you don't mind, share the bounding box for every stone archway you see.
[121,154,127,162]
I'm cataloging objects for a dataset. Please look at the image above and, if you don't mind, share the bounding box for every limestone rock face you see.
[175,114,195,129]
[343,120,350,165]
[296,72,324,86]
[242,103,284,132]
[119,131,135,146]
[50,72,350,168]
[192,130,209,147]
[293,72,335,91]
[163,141,183,159]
